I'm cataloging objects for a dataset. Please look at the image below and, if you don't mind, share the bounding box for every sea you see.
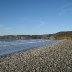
[0,39,57,56]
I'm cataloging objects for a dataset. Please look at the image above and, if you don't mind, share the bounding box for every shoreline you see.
[0,39,59,58]
[0,40,72,72]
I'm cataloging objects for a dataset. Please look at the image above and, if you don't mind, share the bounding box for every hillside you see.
[0,31,72,40]
[43,31,72,39]
[52,31,72,39]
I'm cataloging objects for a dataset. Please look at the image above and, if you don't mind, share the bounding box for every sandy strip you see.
[0,40,72,72]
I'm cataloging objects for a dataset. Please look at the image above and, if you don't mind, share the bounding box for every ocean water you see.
[0,39,56,56]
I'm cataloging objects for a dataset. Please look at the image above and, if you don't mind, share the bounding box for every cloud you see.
[58,3,72,16]
[35,20,48,29]
[0,25,12,31]
[0,25,3,27]
[58,9,68,16]
[4,27,12,30]
[16,17,49,30]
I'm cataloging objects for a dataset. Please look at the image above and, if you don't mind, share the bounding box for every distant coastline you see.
[0,31,72,40]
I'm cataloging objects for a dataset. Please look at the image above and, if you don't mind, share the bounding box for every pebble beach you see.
[0,40,72,72]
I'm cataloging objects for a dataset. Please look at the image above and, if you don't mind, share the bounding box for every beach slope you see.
[0,40,72,72]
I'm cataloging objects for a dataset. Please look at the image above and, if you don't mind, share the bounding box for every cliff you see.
[0,31,72,40]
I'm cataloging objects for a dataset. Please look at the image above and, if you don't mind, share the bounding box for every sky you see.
[0,0,72,35]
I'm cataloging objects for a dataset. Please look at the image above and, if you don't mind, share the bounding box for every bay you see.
[0,39,57,56]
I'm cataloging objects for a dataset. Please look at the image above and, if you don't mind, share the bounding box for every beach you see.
[0,40,72,72]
